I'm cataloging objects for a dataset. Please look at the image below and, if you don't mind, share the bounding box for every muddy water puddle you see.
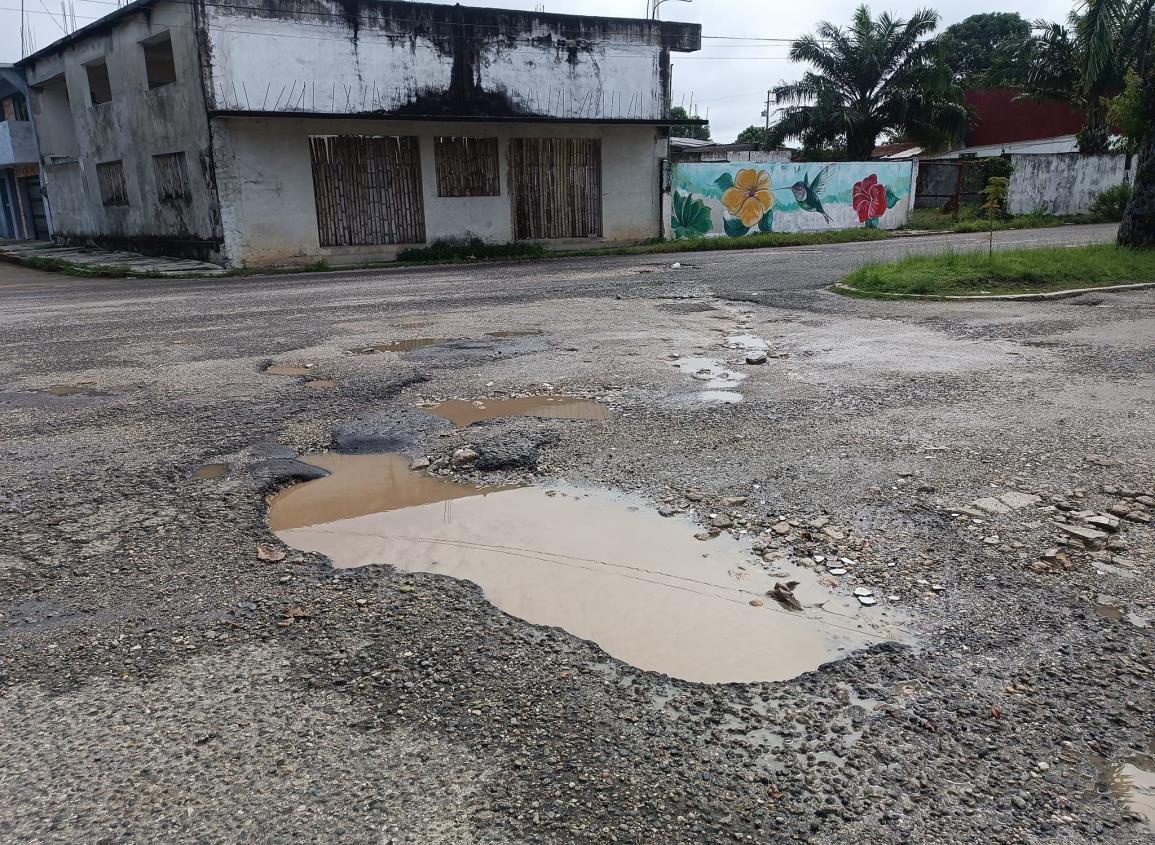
[304,379,338,390]
[40,384,107,396]
[421,397,611,427]
[1090,742,1155,830]
[270,454,905,683]
[192,463,230,480]
[1094,599,1150,628]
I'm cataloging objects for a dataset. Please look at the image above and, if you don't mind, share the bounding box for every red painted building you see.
[963,89,1084,147]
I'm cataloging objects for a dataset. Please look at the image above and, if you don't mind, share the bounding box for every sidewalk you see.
[0,240,225,277]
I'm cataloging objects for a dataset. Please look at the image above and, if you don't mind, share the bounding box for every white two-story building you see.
[18,0,700,267]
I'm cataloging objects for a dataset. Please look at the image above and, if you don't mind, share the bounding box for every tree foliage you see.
[767,5,968,161]
[669,106,711,141]
[938,12,1031,85]
[735,125,771,146]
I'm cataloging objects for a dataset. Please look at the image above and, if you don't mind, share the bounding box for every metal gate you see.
[308,135,425,247]
[508,138,602,240]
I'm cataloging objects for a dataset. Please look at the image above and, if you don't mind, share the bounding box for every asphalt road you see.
[2,221,1153,845]
[0,223,1121,310]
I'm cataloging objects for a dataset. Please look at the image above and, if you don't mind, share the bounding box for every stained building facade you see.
[19,0,700,266]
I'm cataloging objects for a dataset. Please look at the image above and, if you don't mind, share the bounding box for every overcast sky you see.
[1,0,1075,142]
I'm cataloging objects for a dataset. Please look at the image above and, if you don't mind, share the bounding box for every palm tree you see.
[1083,0,1154,246]
[767,6,967,161]
[999,14,1125,154]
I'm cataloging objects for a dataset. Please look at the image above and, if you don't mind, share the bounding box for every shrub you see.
[1089,184,1132,222]
[397,237,548,264]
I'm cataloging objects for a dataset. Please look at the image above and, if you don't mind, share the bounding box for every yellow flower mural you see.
[720,169,774,228]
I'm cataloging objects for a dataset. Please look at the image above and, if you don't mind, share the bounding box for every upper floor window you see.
[142,32,177,89]
[86,60,112,105]
[1,94,30,123]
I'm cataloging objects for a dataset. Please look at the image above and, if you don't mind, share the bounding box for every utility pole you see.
[763,91,771,130]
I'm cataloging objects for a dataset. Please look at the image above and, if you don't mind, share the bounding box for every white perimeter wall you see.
[1007,153,1129,216]
[213,118,665,266]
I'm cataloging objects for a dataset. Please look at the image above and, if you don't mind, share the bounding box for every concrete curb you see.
[832,281,1155,302]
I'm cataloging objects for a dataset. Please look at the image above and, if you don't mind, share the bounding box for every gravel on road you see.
[1,223,1152,844]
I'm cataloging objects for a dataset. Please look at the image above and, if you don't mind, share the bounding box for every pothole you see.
[1095,597,1150,628]
[420,397,611,427]
[1089,743,1155,830]
[192,463,230,480]
[484,331,543,338]
[727,334,769,353]
[671,356,746,404]
[41,384,108,396]
[265,366,313,376]
[304,379,338,390]
[268,453,907,684]
[354,338,454,354]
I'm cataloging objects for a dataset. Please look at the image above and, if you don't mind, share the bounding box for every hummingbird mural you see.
[778,166,833,223]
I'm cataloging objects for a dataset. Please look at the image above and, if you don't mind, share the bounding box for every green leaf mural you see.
[758,210,774,233]
[885,187,900,209]
[714,173,735,191]
[671,191,712,239]
[723,216,750,238]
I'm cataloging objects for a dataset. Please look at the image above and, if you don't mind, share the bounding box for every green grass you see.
[397,239,548,264]
[905,207,1108,234]
[585,227,892,256]
[4,255,143,278]
[838,244,1155,298]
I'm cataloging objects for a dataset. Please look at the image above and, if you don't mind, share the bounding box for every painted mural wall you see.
[669,161,915,238]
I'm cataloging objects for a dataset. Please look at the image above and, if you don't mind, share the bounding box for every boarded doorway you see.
[20,178,49,239]
[308,135,425,247]
[508,138,602,240]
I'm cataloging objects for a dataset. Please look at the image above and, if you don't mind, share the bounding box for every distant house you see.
[670,138,791,164]
[18,0,700,267]
[936,89,1085,158]
[0,65,49,240]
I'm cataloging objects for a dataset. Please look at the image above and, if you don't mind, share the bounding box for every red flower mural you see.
[852,174,888,223]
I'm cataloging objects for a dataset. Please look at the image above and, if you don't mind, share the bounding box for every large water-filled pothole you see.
[421,397,611,427]
[269,454,906,683]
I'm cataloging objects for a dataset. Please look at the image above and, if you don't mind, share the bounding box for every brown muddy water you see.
[192,463,229,480]
[265,366,313,376]
[421,397,611,427]
[1090,742,1155,830]
[304,379,338,390]
[269,454,906,684]
[40,384,107,396]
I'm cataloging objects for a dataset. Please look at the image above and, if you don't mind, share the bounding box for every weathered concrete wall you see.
[668,161,914,238]
[1007,153,1128,216]
[213,117,664,267]
[0,121,38,167]
[22,1,222,260]
[202,0,696,121]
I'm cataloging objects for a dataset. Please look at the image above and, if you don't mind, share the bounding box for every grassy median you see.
[839,244,1155,298]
